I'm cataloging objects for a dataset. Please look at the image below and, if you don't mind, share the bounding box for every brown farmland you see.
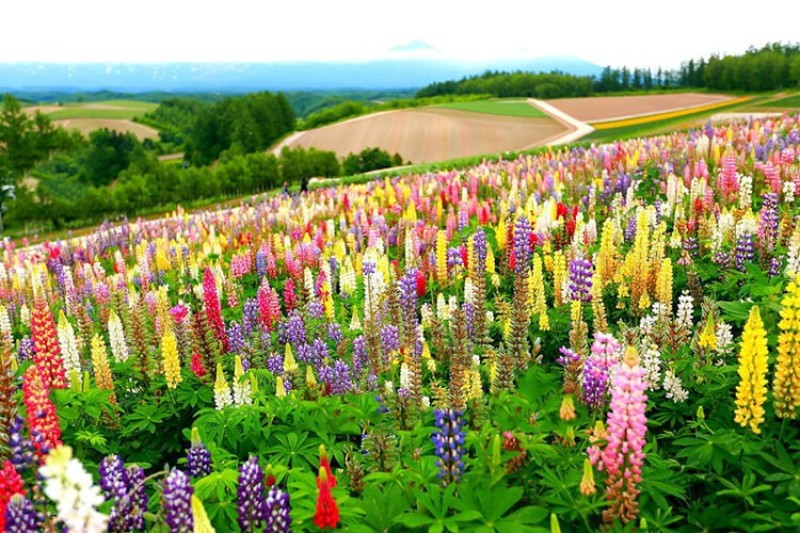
[545,93,733,123]
[54,119,160,140]
[287,108,569,163]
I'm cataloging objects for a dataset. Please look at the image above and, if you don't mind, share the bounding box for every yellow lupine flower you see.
[191,495,216,533]
[284,343,298,373]
[734,306,769,434]
[656,258,673,313]
[698,314,717,352]
[436,230,448,283]
[90,334,115,397]
[774,279,800,418]
[162,331,181,389]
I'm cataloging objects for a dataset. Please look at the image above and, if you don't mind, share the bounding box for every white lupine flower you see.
[738,175,753,210]
[399,363,411,390]
[676,291,694,330]
[783,181,796,203]
[464,278,476,304]
[786,225,800,277]
[233,357,252,406]
[663,370,688,403]
[57,312,82,383]
[714,322,735,364]
[641,345,662,390]
[639,314,657,336]
[420,303,433,328]
[107,311,129,363]
[40,446,109,533]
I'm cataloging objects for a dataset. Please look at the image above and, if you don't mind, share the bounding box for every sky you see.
[3,0,797,68]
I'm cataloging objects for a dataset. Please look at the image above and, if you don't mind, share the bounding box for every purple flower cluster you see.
[398,269,419,321]
[308,300,324,319]
[568,256,593,303]
[285,312,306,349]
[736,232,755,272]
[18,337,33,362]
[187,443,212,479]
[513,216,533,272]
[266,353,284,375]
[759,192,779,250]
[432,409,466,485]
[352,335,368,377]
[581,333,621,410]
[380,324,400,355]
[238,456,267,532]
[8,415,35,472]
[163,469,194,533]
[319,360,353,395]
[243,298,259,337]
[327,322,343,344]
[473,228,487,269]
[4,495,40,533]
[264,487,292,532]
[228,322,246,355]
[99,454,148,531]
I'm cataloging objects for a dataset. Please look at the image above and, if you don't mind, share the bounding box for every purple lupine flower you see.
[759,193,779,251]
[4,495,40,533]
[568,256,593,303]
[473,228,487,268]
[736,232,755,272]
[312,338,330,363]
[462,302,475,338]
[713,250,732,269]
[683,236,699,257]
[237,456,267,532]
[163,469,194,533]
[128,465,148,530]
[187,429,212,479]
[380,324,400,356]
[243,298,259,337]
[327,323,343,344]
[581,332,621,410]
[18,337,33,362]
[513,216,532,273]
[264,486,291,532]
[228,322,246,355]
[8,415,35,472]
[625,215,637,241]
[769,256,783,277]
[446,247,463,269]
[266,353,283,375]
[398,268,418,318]
[432,409,466,486]
[285,312,306,348]
[255,247,268,278]
[362,261,376,276]
[308,300,324,319]
[352,335,368,377]
[557,346,581,366]
[296,343,314,364]
[320,360,353,395]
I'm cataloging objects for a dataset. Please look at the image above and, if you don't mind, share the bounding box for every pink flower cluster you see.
[587,348,647,525]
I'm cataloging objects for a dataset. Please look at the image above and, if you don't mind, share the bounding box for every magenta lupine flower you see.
[719,153,739,198]
[203,268,229,352]
[588,348,648,524]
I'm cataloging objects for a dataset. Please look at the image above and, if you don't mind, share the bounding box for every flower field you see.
[1,114,800,531]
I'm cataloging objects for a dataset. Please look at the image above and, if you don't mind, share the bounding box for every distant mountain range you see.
[0,57,603,93]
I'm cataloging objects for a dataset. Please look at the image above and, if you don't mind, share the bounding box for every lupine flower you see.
[191,495,215,533]
[318,445,337,488]
[264,486,291,532]
[187,427,212,478]
[163,469,193,533]
[513,215,532,273]
[4,493,38,532]
[774,279,800,419]
[588,347,647,525]
[568,256,593,302]
[162,330,182,389]
[22,366,62,458]
[233,355,253,406]
[214,363,233,410]
[8,416,35,471]
[30,296,67,390]
[203,268,229,352]
[40,445,108,533]
[107,309,129,362]
[432,408,466,485]
[0,460,25,531]
[56,311,82,384]
[238,456,267,532]
[313,467,340,530]
[734,306,769,433]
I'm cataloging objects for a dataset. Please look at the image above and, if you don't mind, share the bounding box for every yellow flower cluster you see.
[161,331,181,389]
[734,306,768,433]
[774,279,800,418]
[436,230,448,283]
[90,334,116,401]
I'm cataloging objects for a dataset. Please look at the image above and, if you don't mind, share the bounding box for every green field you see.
[760,94,800,108]
[436,99,547,118]
[44,99,158,120]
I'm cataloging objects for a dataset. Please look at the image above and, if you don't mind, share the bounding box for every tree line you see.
[417,42,800,99]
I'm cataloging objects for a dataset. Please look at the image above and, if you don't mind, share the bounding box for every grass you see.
[43,100,158,120]
[759,94,800,109]
[436,99,547,118]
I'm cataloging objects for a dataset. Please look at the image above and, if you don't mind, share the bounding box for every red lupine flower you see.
[415,269,427,297]
[556,202,569,218]
[30,297,66,390]
[283,279,297,312]
[0,460,26,531]
[203,268,229,353]
[313,467,339,530]
[22,366,62,459]
[460,245,469,271]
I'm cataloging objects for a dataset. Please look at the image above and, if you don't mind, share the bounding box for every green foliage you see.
[342,147,403,175]
[436,99,548,117]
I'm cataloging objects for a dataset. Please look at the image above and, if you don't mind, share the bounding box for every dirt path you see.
[527,99,594,145]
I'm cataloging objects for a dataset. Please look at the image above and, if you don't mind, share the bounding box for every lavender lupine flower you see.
[163,469,193,533]
[296,343,314,364]
[266,353,284,375]
[568,256,593,303]
[683,236,699,257]
[432,409,466,486]
[713,250,732,269]
[327,323,343,344]
[462,303,475,339]
[582,333,622,410]
[243,298,259,337]
[18,337,33,362]
[320,360,353,395]
[308,301,325,319]
[352,335,368,377]
[759,193,780,251]
[228,322,246,355]
[557,346,581,366]
[311,338,330,366]
[237,456,267,532]
[362,261,376,276]
[473,228,487,266]
[769,257,783,277]
[625,216,637,241]
[4,495,40,533]
[380,324,400,355]
[255,248,268,278]
[736,232,755,272]
[8,415,35,472]
[127,465,148,530]
[187,428,212,479]
[264,487,291,532]
[513,216,533,272]
[285,312,306,348]
[446,247,463,269]
[398,269,419,321]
